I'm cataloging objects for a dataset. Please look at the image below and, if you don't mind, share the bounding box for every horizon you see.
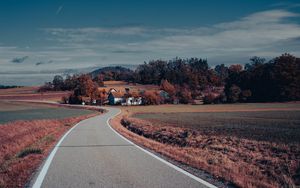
[1,0,300,86]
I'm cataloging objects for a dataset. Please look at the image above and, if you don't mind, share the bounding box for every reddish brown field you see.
[100,81,159,93]
[0,86,70,102]
[0,112,99,188]
[112,103,300,188]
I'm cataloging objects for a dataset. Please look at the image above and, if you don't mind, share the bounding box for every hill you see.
[90,66,134,81]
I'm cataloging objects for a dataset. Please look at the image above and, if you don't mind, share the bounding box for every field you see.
[0,86,70,102]
[112,103,300,187]
[0,101,101,188]
[100,80,159,92]
[134,110,300,144]
[0,101,95,124]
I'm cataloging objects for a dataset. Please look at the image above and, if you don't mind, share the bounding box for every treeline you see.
[38,74,104,92]
[90,66,134,81]
[39,74,106,104]
[0,85,22,89]
[133,54,300,103]
[40,53,300,104]
[225,54,300,102]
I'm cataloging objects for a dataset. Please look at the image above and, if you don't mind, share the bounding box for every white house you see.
[108,92,124,105]
[122,96,142,106]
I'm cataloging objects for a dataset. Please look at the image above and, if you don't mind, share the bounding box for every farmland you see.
[99,80,159,93]
[113,103,300,187]
[0,86,70,102]
[0,101,95,124]
[134,110,300,144]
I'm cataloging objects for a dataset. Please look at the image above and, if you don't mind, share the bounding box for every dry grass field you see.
[101,80,159,92]
[0,87,70,102]
[113,103,300,187]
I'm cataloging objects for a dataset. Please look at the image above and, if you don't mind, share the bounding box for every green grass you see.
[133,110,300,144]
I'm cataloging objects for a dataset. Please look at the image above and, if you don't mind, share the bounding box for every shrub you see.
[17,148,42,158]
[227,84,241,103]
[203,94,216,104]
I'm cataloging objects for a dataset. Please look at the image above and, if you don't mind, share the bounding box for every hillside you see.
[90,66,134,81]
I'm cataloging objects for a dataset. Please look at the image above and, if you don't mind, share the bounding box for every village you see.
[80,81,224,106]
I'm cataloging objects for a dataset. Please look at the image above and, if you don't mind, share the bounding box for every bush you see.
[204,94,217,104]
[228,85,241,103]
[61,96,69,104]
[68,94,82,104]
[17,148,42,158]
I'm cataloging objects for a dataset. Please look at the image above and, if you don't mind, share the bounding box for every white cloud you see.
[1,9,300,85]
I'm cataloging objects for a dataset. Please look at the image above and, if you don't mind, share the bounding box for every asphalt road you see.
[31,107,215,188]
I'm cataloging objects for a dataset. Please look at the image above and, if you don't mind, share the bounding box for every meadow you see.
[114,103,300,187]
[0,101,95,124]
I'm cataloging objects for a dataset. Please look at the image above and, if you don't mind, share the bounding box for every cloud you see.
[35,60,53,66]
[11,56,29,63]
[42,9,300,63]
[56,5,63,15]
[1,8,300,85]
[43,26,147,43]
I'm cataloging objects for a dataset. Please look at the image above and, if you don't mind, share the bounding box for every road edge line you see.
[31,118,89,188]
[107,108,218,188]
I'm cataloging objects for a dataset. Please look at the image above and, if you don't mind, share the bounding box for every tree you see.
[229,64,243,73]
[63,74,79,90]
[142,91,161,105]
[52,75,64,90]
[177,85,192,104]
[245,56,265,71]
[93,74,104,87]
[160,79,176,97]
[241,90,252,102]
[98,89,107,105]
[38,82,53,92]
[76,74,95,100]
[227,85,241,103]
[214,64,229,82]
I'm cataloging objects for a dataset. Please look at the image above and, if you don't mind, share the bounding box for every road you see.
[31,107,215,188]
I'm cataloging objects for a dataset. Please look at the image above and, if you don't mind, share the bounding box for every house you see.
[81,96,91,105]
[108,88,118,93]
[108,92,124,105]
[191,99,204,105]
[158,90,170,99]
[122,96,142,106]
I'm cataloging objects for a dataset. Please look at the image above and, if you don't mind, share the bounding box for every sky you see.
[0,0,300,85]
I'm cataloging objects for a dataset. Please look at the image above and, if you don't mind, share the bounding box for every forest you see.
[40,53,300,104]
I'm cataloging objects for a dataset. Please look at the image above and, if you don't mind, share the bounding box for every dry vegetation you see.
[112,103,300,188]
[0,86,70,102]
[100,81,159,93]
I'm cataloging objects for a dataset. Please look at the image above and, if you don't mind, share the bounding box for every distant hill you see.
[0,85,22,89]
[90,66,134,81]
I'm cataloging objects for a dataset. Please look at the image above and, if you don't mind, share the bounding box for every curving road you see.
[30,107,216,188]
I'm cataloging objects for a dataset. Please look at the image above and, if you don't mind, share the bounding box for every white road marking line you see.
[107,108,218,188]
[32,118,89,188]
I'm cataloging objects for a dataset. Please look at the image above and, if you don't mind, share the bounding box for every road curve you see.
[31,107,215,188]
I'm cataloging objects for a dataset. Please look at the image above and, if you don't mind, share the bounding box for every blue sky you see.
[1,0,300,85]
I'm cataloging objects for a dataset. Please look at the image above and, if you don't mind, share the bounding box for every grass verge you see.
[0,111,101,188]
[111,106,300,188]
